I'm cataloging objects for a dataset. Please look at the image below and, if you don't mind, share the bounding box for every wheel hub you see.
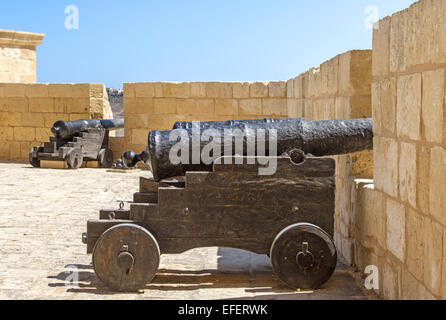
[296,242,315,272]
[117,251,134,274]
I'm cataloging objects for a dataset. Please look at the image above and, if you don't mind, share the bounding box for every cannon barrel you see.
[173,118,295,129]
[51,119,124,140]
[147,118,373,181]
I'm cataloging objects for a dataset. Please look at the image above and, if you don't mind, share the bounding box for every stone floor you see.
[0,162,376,300]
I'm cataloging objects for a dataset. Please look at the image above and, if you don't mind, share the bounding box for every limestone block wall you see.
[286,50,374,265]
[0,30,45,83]
[0,83,112,160]
[119,81,287,155]
[350,0,446,300]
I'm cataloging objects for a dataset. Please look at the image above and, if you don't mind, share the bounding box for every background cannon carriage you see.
[29,119,124,169]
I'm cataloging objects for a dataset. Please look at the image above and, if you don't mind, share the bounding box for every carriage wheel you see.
[29,147,43,168]
[66,148,83,169]
[270,223,337,290]
[98,148,114,168]
[92,224,160,292]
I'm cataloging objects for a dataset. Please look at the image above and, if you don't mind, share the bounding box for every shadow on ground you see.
[47,247,370,300]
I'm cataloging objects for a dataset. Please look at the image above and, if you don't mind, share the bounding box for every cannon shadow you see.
[46,248,369,299]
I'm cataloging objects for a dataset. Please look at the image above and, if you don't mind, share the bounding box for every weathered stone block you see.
[190,83,206,98]
[162,83,190,98]
[390,10,407,73]
[175,99,198,115]
[35,127,51,142]
[328,57,339,96]
[286,79,294,99]
[28,98,53,113]
[13,127,35,141]
[123,83,135,98]
[206,82,232,98]
[386,198,406,262]
[308,68,321,98]
[48,84,73,98]
[25,84,49,98]
[422,69,444,144]
[405,1,428,68]
[124,114,150,130]
[195,99,215,115]
[268,81,286,97]
[406,209,425,282]
[361,185,386,248]
[54,98,73,114]
[382,260,400,300]
[262,99,287,116]
[373,78,397,136]
[89,84,105,99]
[349,96,371,119]
[335,96,351,119]
[429,147,446,226]
[397,73,421,141]
[4,83,25,97]
[68,98,90,114]
[131,129,149,145]
[401,268,426,300]
[399,142,417,208]
[124,98,154,115]
[250,82,268,98]
[374,137,398,197]
[134,83,158,98]
[153,98,177,114]
[417,145,430,215]
[71,84,90,98]
[20,113,44,127]
[423,217,443,296]
[69,113,90,121]
[0,141,9,158]
[215,99,236,116]
[304,100,313,120]
[239,99,262,115]
[372,16,391,77]
[320,61,329,96]
[0,127,13,141]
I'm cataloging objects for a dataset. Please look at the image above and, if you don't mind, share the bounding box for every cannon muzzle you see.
[146,118,373,181]
[51,119,124,140]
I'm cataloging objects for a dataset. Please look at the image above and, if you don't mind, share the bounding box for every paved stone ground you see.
[0,162,376,300]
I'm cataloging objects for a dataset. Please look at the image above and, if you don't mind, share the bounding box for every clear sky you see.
[1,0,417,88]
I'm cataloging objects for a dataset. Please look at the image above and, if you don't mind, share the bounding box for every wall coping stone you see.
[0,29,45,47]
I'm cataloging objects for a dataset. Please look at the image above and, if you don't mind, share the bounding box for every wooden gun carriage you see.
[30,119,123,169]
[83,153,337,291]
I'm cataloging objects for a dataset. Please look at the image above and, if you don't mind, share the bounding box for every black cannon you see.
[82,117,373,291]
[148,118,373,181]
[30,119,124,169]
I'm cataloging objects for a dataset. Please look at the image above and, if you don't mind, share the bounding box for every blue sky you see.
[1,0,416,88]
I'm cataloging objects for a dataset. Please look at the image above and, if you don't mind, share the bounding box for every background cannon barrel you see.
[173,118,295,129]
[147,118,373,181]
[51,119,124,140]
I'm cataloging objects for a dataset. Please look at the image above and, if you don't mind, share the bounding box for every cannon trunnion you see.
[84,153,338,291]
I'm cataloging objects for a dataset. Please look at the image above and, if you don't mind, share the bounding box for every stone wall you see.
[0,83,112,160]
[0,30,44,83]
[286,50,374,265]
[116,81,288,155]
[346,0,446,300]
